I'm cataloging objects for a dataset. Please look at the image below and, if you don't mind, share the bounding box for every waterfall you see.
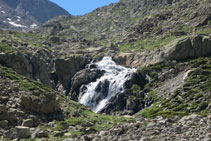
[78,56,136,113]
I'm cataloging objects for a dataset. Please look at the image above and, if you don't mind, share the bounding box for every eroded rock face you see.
[55,55,91,95]
[0,52,33,78]
[189,5,211,27]
[31,49,55,88]
[165,35,211,61]
[114,35,211,68]
[0,49,55,88]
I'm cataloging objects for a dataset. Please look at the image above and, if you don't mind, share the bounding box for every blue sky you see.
[50,0,120,16]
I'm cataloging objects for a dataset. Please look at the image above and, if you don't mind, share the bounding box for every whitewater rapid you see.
[78,56,136,113]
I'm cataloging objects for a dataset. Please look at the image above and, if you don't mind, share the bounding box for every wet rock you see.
[70,69,105,100]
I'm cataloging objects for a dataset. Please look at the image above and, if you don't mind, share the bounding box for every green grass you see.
[0,30,52,54]
[39,96,134,139]
[0,66,53,92]
[0,42,16,53]
[136,57,211,118]
[136,104,187,118]
[118,34,179,52]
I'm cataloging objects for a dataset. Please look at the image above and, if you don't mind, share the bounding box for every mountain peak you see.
[0,0,69,30]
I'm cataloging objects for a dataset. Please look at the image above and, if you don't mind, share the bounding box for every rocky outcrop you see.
[0,52,33,78]
[30,49,55,88]
[0,67,60,129]
[55,55,91,95]
[0,49,55,88]
[189,5,211,27]
[165,35,211,61]
[114,35,211,67]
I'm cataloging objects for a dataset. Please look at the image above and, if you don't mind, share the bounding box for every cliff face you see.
[0,0,69,30]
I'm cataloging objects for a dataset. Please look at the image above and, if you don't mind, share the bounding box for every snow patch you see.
[7,18,11,21]
[30,23,37,28]
[17,16,21,19]
[1,11,5,14]
[8,21,27,28]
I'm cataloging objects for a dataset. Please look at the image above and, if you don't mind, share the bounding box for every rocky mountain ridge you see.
[0,0,69,30]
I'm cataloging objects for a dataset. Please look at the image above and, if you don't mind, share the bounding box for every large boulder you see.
[165,35,211,60]
[55,55,91,95]
[0,52,33,78]
[8,126,31,139]
[19,91,59,114]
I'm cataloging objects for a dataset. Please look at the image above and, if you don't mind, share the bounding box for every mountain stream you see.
[78,56,136,113]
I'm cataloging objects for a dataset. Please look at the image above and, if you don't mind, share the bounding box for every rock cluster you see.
[0,69,60,139]
[76,114,211,141]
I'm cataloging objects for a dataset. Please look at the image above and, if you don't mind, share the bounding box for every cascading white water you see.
[78,56,136,113]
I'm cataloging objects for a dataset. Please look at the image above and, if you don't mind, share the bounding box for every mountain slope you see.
[0,0,69,30]
[35,0,211,55]
[0,0,39,30]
